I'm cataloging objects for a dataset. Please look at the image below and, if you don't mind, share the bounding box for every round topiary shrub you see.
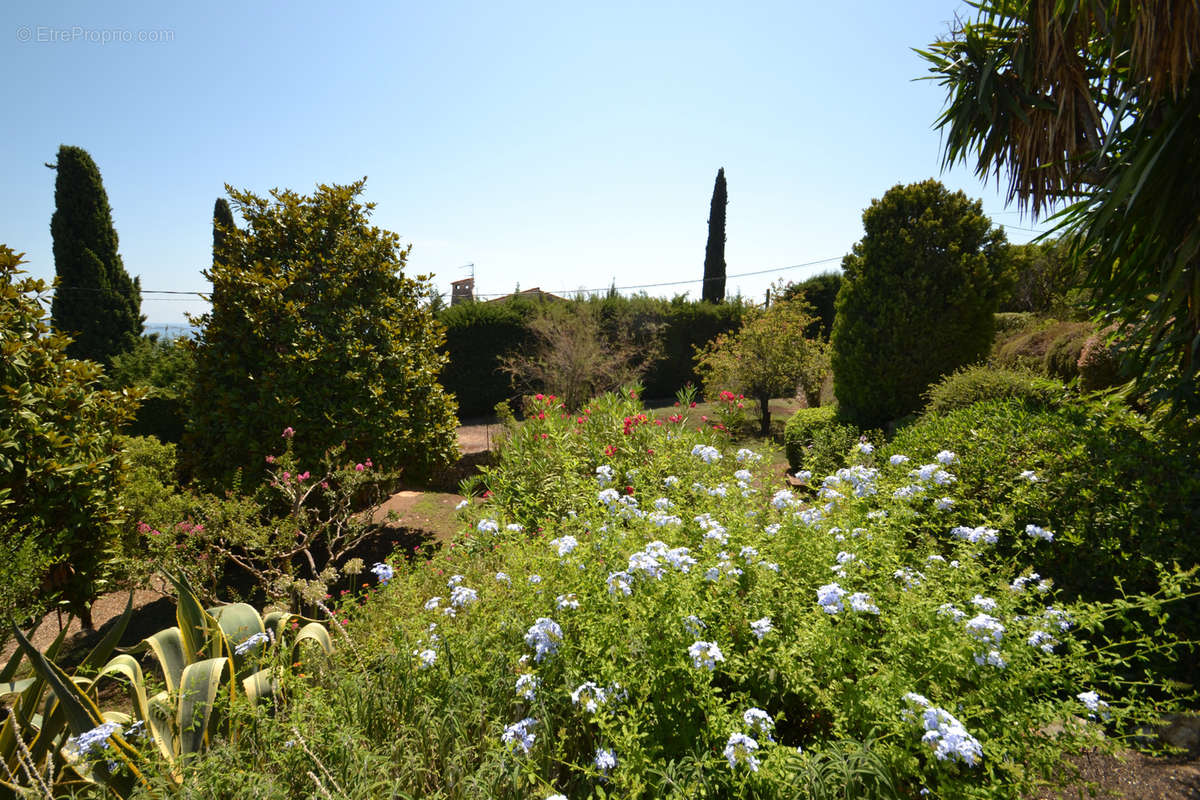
[1077,329,1122,391]
[923,365,1064,417]
[831,180,1010,429]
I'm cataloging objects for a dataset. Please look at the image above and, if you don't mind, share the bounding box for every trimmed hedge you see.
[438,299,537,418]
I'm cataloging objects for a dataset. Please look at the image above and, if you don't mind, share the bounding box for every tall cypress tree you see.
[48,145,142,364]
[702,167,727,303]
[212,197,236,265]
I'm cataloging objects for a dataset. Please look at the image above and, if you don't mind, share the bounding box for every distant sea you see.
[144,323,199,340]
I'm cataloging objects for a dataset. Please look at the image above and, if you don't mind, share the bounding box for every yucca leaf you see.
[293,621,334,662]
[242,667,279,705]
[164,570,220,663]
[125,626,186,695]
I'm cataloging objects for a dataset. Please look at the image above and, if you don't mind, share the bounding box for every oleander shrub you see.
[922,365,1064,417]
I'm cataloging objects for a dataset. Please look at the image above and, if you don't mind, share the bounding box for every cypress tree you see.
[48,145,142,364]
[702,167,727,304]
[212,197,236,266]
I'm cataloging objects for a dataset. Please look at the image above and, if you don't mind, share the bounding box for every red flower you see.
[625,485,635,494]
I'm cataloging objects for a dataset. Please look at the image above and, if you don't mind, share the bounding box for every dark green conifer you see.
[48,145,142,364]
[702,168,727,304]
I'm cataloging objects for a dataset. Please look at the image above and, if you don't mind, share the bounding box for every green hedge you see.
[923,365,1064,417]
[438,299,538,418]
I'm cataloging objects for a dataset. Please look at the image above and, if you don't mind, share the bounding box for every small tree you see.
[694,296,829,436]
[831,180,1009,428]
[1,245,139,628]
[182,180,459,487]
[48,145,142,364]
[499,301,657,411]
[782,271,842,339]
[702,168,727,303]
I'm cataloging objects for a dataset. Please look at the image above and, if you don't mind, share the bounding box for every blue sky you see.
[1,1,1051,324]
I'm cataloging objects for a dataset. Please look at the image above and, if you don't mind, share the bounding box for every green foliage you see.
[921,2,1200,414]
[992,319,1093,378]
[831,180,1010,429]
[647,296,746,399]
[0,521,52,627]
[182,179,459,488]
[212,197,236,266]
[47,145,143,365]
[1043,324,1094,383]
[783,406,837,470]
[0,245,140,628]
[1,573,333,796]
[438,297,537,417]
[499,301,659,412]
[694,297,830,436]
[781,271,842,340]
[999,239,1086,315]
[702,167,727,303]
[106,334,195,442]
[922,365,1064,417]
[1077,330,1123,392]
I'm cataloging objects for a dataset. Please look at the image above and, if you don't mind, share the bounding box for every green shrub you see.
[992,320,1092,376]
[922,365,1064,417]
[831,180,1011,428]
[0,245,139,627]
[182,180,458,488]
[783,406,837,469]
[439,298,537,418]
[1043,323,1094,382]
[992,311,1039,337]
[781,271,842,340]
[106,334,195,442]
[1077,330,1122,391]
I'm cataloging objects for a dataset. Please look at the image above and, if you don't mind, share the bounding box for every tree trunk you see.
[758,394,771,437]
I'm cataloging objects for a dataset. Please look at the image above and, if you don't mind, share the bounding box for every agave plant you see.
[1,571,333,796]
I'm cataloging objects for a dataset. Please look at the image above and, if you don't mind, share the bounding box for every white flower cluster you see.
[524,617,563,662]
[595,464,615,485]
[691,444,722,463]
[502,717,537,754]
[550,534,578,556]
[902,694,982,767]
[687,640,725,671]
[950,525,999,545]
[723,732,760,771]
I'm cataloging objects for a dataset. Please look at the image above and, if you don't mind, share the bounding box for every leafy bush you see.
[781,271,841,340]
[0,245,139,628]
[992,319,1092,378]
[783,406,837,469]
[1043,323,1094,382]
[831,180,1011,428]
[105,334,195,442]
[992,311,1039,337]
[922,365,1064,417]
[1077,330,1122,392]
[145,390,1193,799]
[182,180,458,488]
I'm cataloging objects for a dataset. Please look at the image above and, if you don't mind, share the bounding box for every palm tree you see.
[920,1,1200,415]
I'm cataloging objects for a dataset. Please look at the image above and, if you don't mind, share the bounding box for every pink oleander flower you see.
[282,427,295,438]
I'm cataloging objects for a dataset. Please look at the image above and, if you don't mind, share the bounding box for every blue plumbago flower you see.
[974,649,1007,669]
[664,475,679,488]
[594,747,617,772]
[547,794,567,800]
[764,522,781,536]
[817,582,846,614]
[598,488,620,507]
[691,444,722,463]
[705,483,729,498]
[798,507,825,526]
[703,566,721,582]
[666,546,697,572]
[628,550,663,579]
[595,464,615,485]
[758,560,780,572]
[653,496,674,511]
[743,707,775,741]
[688,640,725,671]
[501,717,537,754]
[413,648,437,669]
[370,562,394,584]
[769,489,796,510]
[1019,470,1039,482]
[68,721,125,758]
[867,509,888,520]
[927,554,947,565]
[734,468,754,485]
[447,574,464,587]
[450,586,478,608]
[556,593,579,610]
[938,603,966,621]
[1043,606,1073,631]
[648,511,683,527]
[889,453,910,465]
[1077,690,1111,719]
[234,630,273,656]
[918,707,982,766]
[571,681,608,713]
[950,525,999,545]
[966,614,1005,644]
[524,618,563,662]
[894,567,924,589]
[1010,572,1041,592]
[971,595,998,612]
[515,673,540,700]
[723,732,760,772]
[855,439,874,454]
[550,535,578,556]
[739,545,759,561]
[424,597,442,611]
[736,448,762,462]
[934,496,955,511]
[477,519,499,534]
[848,592,880,614]
[455,499,469,510]
[495,572,512,584]
[1028,630,1057,653]
[1025,524,1054,542]
[506,523,524,532]
[683,615,706,636]
[606,571,633,596]
[936,450,958,465]
[894,484,925,500]
[750,617,773,641]
[911,464,940,482]
[528,574,542,585]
